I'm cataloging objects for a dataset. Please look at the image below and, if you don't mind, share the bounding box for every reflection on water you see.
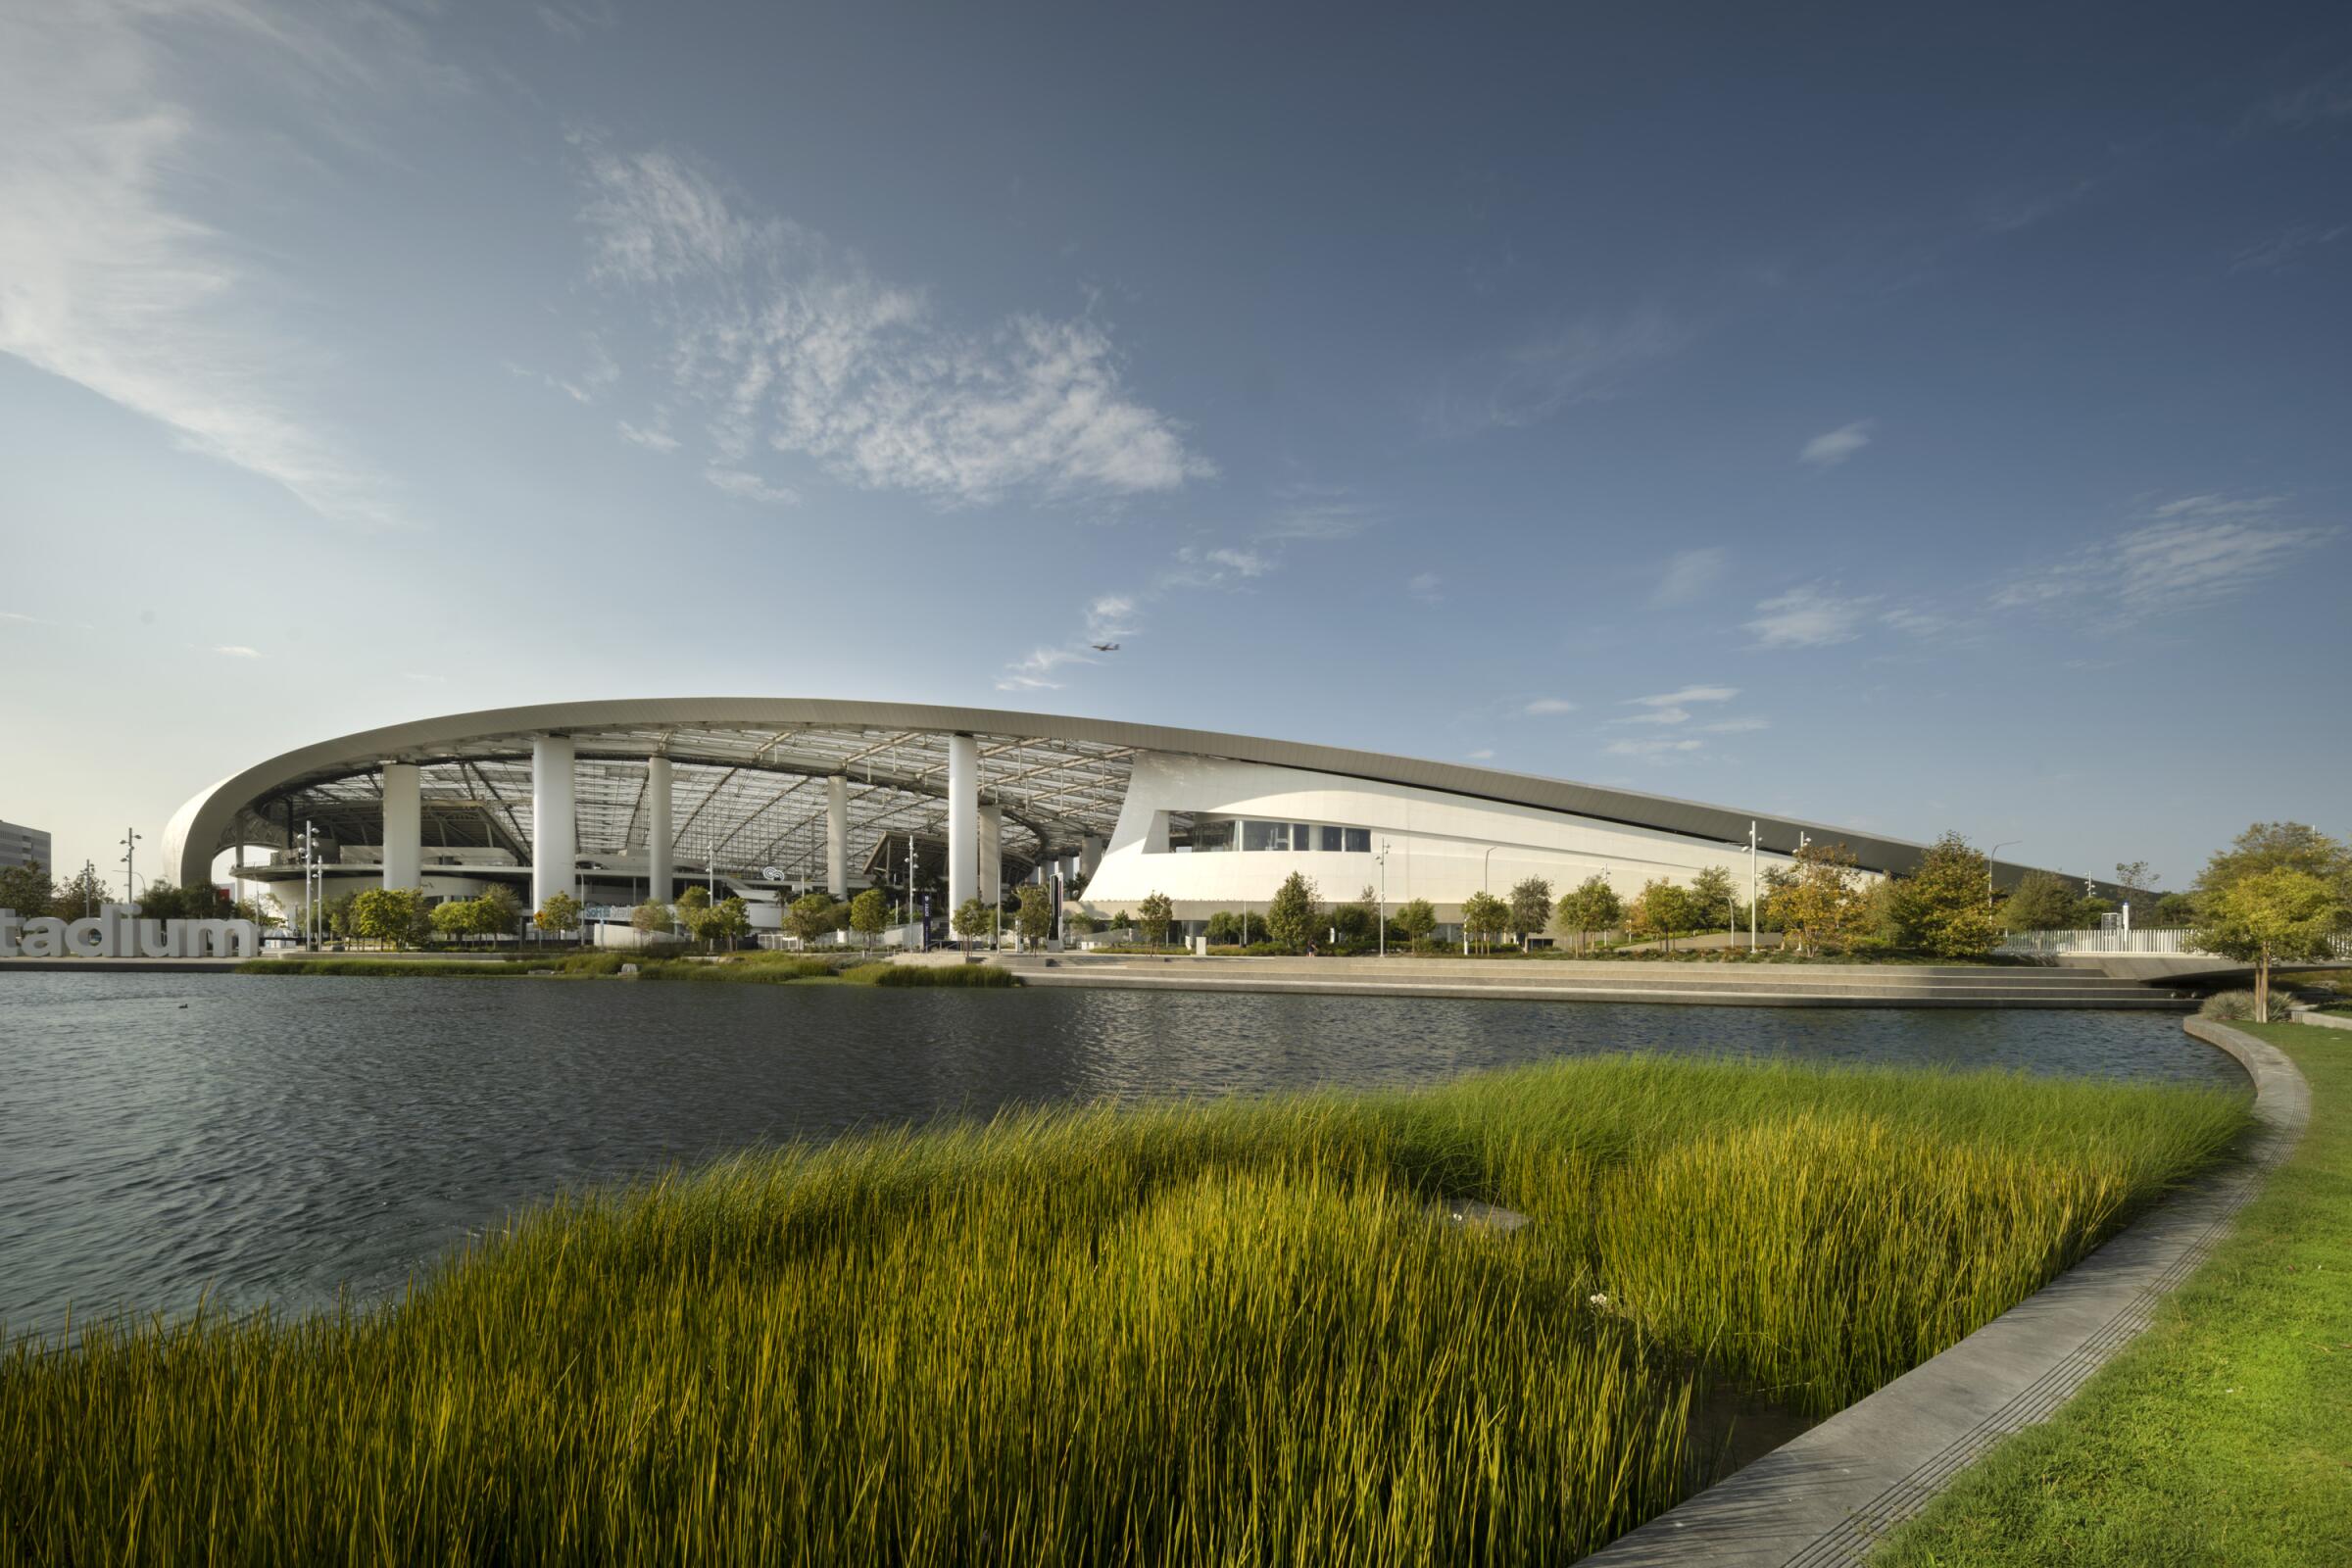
[0,972,2235,1333]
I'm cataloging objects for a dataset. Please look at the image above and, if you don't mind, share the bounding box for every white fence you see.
[1997,928,2352,959]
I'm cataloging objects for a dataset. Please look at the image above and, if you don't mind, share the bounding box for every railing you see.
[1996,928,2352,958]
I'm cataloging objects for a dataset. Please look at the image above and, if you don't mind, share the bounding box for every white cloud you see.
[208,644,262,659]
[1425,304,1688,437]
[1407,570,1444,604]
[2230,222,2347,273]
[1798,420,1873,468]
[578,145,1210,505]
[1651,547,1728,607]
[704,466,800,506]
[617,418,679,453]
[0,1,437,527]
[2250,70,2352,129]
[1743,585,1874,649]
[1698,716,1770,734]
[1617,685,1740,725]
[1466,748,1495,760]
[1605,737,1704,758]
[1085,596,1135,640]
[1261,486,1377,541]
[1989,494,2333,623]
[1523,698,1578,715]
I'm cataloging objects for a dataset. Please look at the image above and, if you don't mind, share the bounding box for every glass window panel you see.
[1243,819,1278,852]
[1346,827,1371,853]
[1295,823,1312,849]
[1318,825,1345,852]
[1192,817,1236,853]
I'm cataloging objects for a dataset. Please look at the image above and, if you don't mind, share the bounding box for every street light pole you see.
[1376,838,1391,958]
[119,827,140,905]
[1747,821,1759,952]
[1989,840,2023,910]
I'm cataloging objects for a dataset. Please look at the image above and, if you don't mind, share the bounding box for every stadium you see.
[163,698,2126,941]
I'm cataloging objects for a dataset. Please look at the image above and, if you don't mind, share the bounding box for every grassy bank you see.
[235,952,1020,987]
[1876,1021,2350,1568]
[0,1056,2246,1564]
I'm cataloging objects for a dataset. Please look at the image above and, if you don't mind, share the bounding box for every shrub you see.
[2198,989,2296,1022]
[869,961,1021,988]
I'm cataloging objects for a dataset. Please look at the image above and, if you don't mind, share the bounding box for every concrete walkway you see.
[1578,1018,2307,1566]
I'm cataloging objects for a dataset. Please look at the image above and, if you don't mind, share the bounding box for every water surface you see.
[0,972,2236,1334]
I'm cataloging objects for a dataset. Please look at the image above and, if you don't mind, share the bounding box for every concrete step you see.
[1012,970,2194,1009]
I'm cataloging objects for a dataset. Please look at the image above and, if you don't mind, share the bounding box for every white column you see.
[645,755,673,905]
[532,735,576,913]
[380,762,420,891]
[948,733,979,914]
[1081,834,1104,879]
[826,774,849,898]
[979,803,1003,905]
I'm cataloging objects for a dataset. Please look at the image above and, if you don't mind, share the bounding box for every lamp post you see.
[119,827,141,904]
[1375,837,1392,958]
[1747,821,1760,951]
[1989,840,2022,910]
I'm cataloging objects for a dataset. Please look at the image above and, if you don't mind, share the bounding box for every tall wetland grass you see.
[0,1055,2247,1564]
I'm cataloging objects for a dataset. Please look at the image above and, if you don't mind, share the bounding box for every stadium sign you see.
[0,902,261,959]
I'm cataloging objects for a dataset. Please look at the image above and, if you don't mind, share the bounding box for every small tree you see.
[353,887,426,950]
[786,892,838,946]
[2195,868,2350,1021]
[1630,880,1693,953]
[429,899,474,946]
[1555,876,1622,955]
[47,864,111,920]
[1999,870,2083,933]
[2114,860,2156,894]
[2194,822,2352,906]
[1506,876,1554,950]
[1263,874,1318,951]
[1460,890,1509,955]
[0,859,51,918]
[631,901,674,941]
[1203,910,1244,945]
[1885,832,1999,958]
[1772,842,1864,955]
[1066,910,1100,937]
[849,888,890,950]
[1136,890,1176,947]
[1394,898,1438,947]
[1688,866,1738,934]
[1015,884,1054,951]
[473,884,520,944]
[708,895,752,951]
[672,886,712,949]
[534,890,583,945]
[952,897,991,952]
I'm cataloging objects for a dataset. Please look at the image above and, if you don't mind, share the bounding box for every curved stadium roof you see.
[166,698,2116,897]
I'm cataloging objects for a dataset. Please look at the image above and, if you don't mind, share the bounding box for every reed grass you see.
[0,1056,2246,1565]
[235,954,1020,987]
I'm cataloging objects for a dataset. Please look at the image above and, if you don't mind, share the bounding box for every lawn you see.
[1876,1021,2351,1567]
[0,1056,2245,1565]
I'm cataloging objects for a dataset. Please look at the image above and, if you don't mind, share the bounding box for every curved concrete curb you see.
[1579,1018,2306,1566]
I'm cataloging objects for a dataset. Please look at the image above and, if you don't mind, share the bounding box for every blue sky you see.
[3,0,2347,893]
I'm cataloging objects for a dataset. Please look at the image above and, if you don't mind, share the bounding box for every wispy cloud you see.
[207,644,262,659]
[2248,68,2352,130]
[1407,570,1444,605]
[1466,748,1496,760]
[617,418,680,453]
[2230,221,2347,273]
[1989,494,2333,622]
[577,143,1210,505]
[1698,716,1770,734]
[1798,419,1873,468]
[1424,304,1688,437]
[1617,685,1739,725]
[1523,698,1578,716]
[1260,485,1378,541]
[1650,547,1728,607]
[1743,585,1875,649]
[1606,737,1704,759]
[1974,178,2094,235]
[704,466,800,506]
[0,1,440,527]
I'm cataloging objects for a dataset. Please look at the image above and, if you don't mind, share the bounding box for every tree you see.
[1688,866,1738,933]
[2151,892,2199,926]
[1066,910,1100,937]
[1394,898,1438,947]
[1203,910,1245,945]
[0,859,54,917]
[1460,890,1509,955]
[1331,884,1379,948]
[352,888,426,950]
[2195,868,2351,1021]
[47,864,110,920]
[1629,880,1693,953]
[952,897,991,952]
[631,900,674,940]
[786,892,838,946]
[1885,831,1999,958]
[1136,890,1176,947]
[708,895,752,951]
[1506,876,1554,950]
[2114,860,2157,894]
[849,888,890,950]
[1263,874,1318,951]
[1555,876,1622,955]
[473,884,520,941]
[1771,842,1865,954]
[2194,823,2352,906]
[1014,884,1054,951]
[672,886,712,949]
[1999,870,2084,934]
[429,899,474,945]
[534,891,583,943]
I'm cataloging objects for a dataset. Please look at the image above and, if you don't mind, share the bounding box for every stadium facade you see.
[163,699,2126,936]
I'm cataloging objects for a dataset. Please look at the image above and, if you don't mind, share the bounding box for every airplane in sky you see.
[1090,641,1121,652]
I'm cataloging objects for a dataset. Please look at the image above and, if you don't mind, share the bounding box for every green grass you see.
[1876,1022,2352,1568]
[234,953,1020,987]
[0,1057,2246,1565]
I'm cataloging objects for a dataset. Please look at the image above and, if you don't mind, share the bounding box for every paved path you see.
[1578,1018,2306,1566]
